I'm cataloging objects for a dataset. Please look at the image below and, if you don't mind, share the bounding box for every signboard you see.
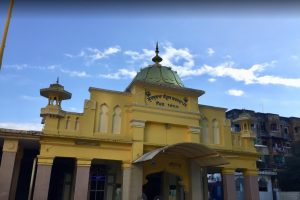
[145,90,188,109]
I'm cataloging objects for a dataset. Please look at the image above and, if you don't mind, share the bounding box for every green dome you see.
[130,43,184,87]
[133,64,184,87]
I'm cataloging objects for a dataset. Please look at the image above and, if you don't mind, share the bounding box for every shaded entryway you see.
[207,169,223,200]
[48,157,76,200]
[143,171,184,200]
[15,148,39,200]
[135,143,228,200]
[88,159,122,200]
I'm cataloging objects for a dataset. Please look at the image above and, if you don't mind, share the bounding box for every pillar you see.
[222,168,237,200]
[122,162,143,200]
[190,161,203,200]
[130,120,145,161]
[244,170,259,200]
[33,156,54,200]
[74,159,91,200]
[0,139,20,200]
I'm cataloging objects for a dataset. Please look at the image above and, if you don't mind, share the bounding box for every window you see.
[243,123,247,130]
[251,124,255,131]
[212,119,220,144]
[65,116,70,129]
[260,122,266,131]
[259,178,268,192]
[201,119,208,144]
[89,165,107,200]
[233,124,241,132]
[112,106,121,134]
[271,123,277,131]
[235,176,244,192]
[99,104,108,133]
[75,117,79,130]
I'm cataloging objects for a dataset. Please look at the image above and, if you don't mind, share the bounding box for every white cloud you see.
[207,48,215,56]
[60,69,91,77]
[5,64,59,70]
[208,78,216,82]
[65,46,121,65]
[223,55,232,59]
[227,89,245,97]
[64,53,74,58]
[20,95,41,101]
[100,69,137,80]
[125,42,195,74]
[113,43,300,88]
[0,122,42,131]
[255,75,300,87]
[69,107,78,112]
[290,55,299,60]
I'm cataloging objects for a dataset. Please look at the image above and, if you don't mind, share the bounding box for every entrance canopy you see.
[133,142,228,167]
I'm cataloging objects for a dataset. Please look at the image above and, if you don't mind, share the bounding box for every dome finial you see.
[56,77,59,84]
[152,42,163,64]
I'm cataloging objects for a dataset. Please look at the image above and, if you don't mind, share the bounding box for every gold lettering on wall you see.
[145,91,188,109]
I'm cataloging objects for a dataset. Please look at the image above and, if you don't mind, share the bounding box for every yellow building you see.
[0,45,259,200]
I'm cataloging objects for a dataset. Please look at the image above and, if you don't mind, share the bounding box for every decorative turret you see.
[40,78,71,118]
[233,111,256,139]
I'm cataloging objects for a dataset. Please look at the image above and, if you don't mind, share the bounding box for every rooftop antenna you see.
[0,0,14,70]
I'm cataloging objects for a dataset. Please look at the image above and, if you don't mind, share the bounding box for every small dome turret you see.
[40,78,71,118]
[40,78,71,101]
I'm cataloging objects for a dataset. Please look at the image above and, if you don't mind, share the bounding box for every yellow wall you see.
[40,80,258,184]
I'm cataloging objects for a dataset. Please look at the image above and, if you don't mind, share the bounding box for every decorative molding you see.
[75,139,100,146]
[3,139,18,152]
[244,169,259,176]
[37,155,54,166]
[221,168,236,174]
[122,161,132,168]
[189,126,201,134]
[77,158,92,167]
[130,120,146,128]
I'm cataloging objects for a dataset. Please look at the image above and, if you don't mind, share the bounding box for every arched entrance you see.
[143,171,184,200]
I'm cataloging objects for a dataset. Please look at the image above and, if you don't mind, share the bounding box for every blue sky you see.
[1,2,300,130]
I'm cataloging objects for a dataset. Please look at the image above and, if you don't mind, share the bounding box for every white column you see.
[122,163,143,200]
[0,139,20,200]
[33,156,54,200]
[190,160,204,200]
[74,159,91,200]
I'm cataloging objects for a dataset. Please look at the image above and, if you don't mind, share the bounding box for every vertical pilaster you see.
[190,161,203,200]
[188,126,201,143]
[130,120,145,161]
[244,170,259,200]
[222,168,237,200]
[33,156,54,200]
[121,162,143,200]
[74,159,92,200]
[0,139,20,200]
